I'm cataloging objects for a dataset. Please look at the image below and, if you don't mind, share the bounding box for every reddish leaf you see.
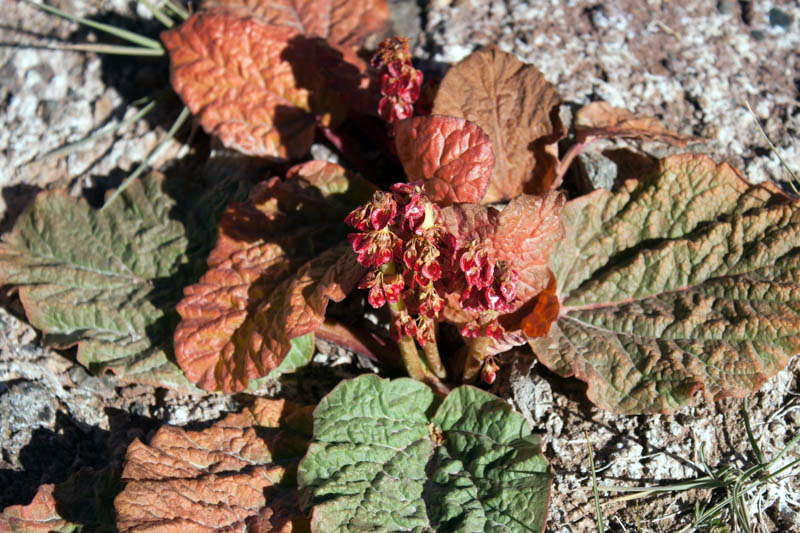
[162,13,344,159]
[0,485,75,533]
[395,115,494,205]
[175,162,371,392]
[432,47,564,201]
[520,271,559,338]
[115,398,312,532]
[530,154,800,413]
[575,101,702,146]
[441,192,565,344]
[199,0,390,51]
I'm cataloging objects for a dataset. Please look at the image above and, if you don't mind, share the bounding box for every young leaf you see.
[530,154,800,414]
[432,47,563,201]
[0,485,78,532]
[395,115,494,206]
[199,0,390,52]
[162,13,345,160]
[0,174,234,390]
[574,101,702,146]
[115,398,312,532]
[174,161,372,392]
[298,374,552,532]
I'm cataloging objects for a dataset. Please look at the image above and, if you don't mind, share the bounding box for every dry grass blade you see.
[744,99,799,196]
[101,106,191,210]
[24,0,163,50]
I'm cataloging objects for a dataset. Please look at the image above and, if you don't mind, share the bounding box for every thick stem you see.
[395,333,426,381]
[382,262,427,381]
[462,336,492,382]
[422,321,446,379]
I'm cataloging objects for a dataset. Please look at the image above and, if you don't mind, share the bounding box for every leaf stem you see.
[422,321,446,379]
[462,335,491,382]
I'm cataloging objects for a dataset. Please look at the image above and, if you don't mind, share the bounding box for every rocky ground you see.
[1,0,799,531]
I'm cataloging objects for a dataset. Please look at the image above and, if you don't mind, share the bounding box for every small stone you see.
[768,8,793,29]
[750,30,765,41]
[716,0,734,15]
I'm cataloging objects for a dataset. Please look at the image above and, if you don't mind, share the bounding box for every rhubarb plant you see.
[1,0,799,530]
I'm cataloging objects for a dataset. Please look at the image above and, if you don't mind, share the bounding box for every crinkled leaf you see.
[199,0,389,51]
[115,398,312,532]
[298,374,552,532]
[0,485,78,533]
[530,154,800,414]
[575,101,702,146]
[395,115,494,206]
[441,192,565,339]
[0,174,236,390]
[175,161,372,392]
[432,47,563,202]
[0,467,119,533]
[162,13,345,160]
[520,270,559,338]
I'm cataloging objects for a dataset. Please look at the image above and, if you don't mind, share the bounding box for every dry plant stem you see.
[462,335,492,381]
[422,321,447,379]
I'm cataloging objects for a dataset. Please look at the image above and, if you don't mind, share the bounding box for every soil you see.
[1,1,799,532]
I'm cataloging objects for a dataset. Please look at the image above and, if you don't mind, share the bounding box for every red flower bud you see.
[481,357,500,385]
[461,321,481,338]
[485,320,504,340]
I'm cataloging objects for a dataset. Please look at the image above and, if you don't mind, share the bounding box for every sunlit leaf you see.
[432,47,563,201]
[0,174,236,390]
[162,13,345,159]
[115,398,312,532]
[530,154,800,414]
[298,375,552,532]
[395,115,493,206]
[175,162,372,392]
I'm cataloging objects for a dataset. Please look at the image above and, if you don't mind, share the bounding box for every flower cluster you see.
[346,184,520,350]
[456,241,519,340]
[371,36,423,124]
[346,184,451,346]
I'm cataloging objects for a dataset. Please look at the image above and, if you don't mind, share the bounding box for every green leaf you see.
[298,375,552,532]
[0,174,239,390]
[530,154,800,414]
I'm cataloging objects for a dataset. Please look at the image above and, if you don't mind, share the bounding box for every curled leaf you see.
[162,13,344,159]
[432,46,563,201]
[175,161,372,392]
[0,174,234,390]
[530,154,800,414]
[115,398,312,532]
[575,101,702,146]
[395,115,494,205]
[298,375,552,532]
